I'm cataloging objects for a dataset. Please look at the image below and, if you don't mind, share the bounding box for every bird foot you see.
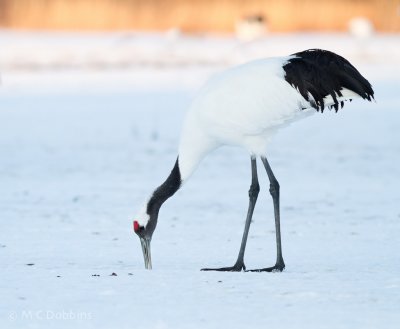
[246,261,285,273]
[201,262,246,272]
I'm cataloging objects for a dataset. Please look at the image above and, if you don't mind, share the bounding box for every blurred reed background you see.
[0,0,399,32]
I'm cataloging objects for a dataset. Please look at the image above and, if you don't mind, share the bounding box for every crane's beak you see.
[140,237,152,270]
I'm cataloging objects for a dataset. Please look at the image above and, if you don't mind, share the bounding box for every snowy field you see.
[0,31,399,328]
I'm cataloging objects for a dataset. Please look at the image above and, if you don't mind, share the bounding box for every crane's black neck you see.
[146,157,182,219]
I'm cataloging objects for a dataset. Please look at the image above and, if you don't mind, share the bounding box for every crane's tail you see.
[283,49,374,112]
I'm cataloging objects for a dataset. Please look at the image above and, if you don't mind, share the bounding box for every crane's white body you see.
[178,56,357,182]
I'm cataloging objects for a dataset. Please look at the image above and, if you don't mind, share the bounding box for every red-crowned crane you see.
[133,49,374,271]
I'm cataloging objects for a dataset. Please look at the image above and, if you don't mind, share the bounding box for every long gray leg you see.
[248,156,285,272]
[201,156,260,272]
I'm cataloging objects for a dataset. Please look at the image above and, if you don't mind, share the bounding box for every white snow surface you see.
[0,31,399,328]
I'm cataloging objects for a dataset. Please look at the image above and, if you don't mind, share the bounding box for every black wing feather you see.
[283,49,374,112]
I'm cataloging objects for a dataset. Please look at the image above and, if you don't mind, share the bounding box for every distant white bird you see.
[133,49,374,271]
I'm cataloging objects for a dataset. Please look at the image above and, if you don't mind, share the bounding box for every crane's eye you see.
[133,220,144,233]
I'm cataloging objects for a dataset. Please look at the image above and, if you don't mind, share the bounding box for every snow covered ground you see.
[0,31,399,328]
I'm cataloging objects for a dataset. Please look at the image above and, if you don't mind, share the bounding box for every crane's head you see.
[133,158,182,270]
[133,205,159,270]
